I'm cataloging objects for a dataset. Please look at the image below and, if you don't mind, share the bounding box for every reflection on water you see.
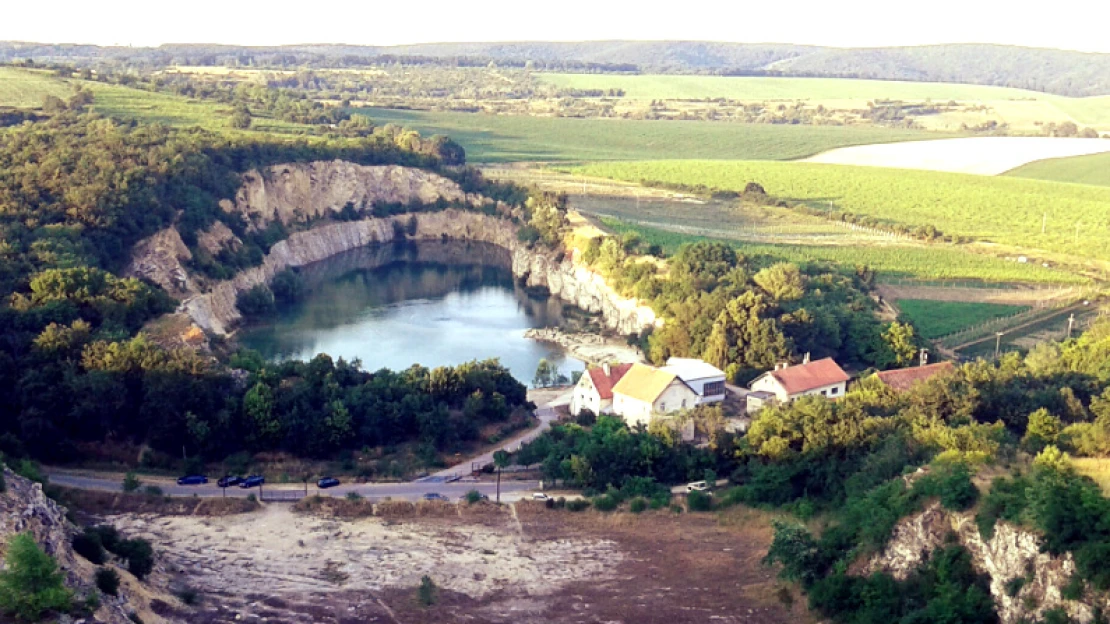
[238,241,582,385]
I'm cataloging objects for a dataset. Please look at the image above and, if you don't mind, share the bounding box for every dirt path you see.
[877,283,1079,305]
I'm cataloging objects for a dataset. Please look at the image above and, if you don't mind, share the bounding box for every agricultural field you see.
[0,66,73,107]
[359,107,928,162]
[895,299,1030,339]
[572,160,1110,265]
[597,217,1085,284]
[1005,151,1110,187]
[540,73,1110,133]
[805,136,1110,175]
[955,304,1103,359]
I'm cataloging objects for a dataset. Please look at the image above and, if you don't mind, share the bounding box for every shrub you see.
[345,491,363,501]
[236,284,276,317]
[116,539,154,580]
[464,489,482,505]
[128,611,145,623]
[90,526,121,554]
[687,490,713,512]
[591,494,618,512]
[246,493,257,503]
[121,472,141,493]
[566,499,590,512]
[1062,574,1084,601]
[417,575,436,607]
[72,530,107,564]
[142,485,163,497]
[0,533,73,621]
[0,470,5,493]
[95,568,120,596]
[1004,576,1025,597]
[174,587,199,606]
[629,497,648,514]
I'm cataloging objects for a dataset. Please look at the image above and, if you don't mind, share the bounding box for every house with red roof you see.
[749,357,850,405]
[873,362,955,393]
[570,362,634,416]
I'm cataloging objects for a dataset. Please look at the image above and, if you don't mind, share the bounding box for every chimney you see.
[803,352,811,365]
[603,362,611,376]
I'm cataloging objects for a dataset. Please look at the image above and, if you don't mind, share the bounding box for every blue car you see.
[317,477,341,489]
[176,475,208,486]
[239,475,265,488]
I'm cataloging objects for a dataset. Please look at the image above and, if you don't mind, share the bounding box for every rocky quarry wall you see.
[868,501,1109,624]
[126,160,659,337]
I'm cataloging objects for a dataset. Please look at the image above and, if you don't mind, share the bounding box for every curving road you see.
[44,388,573,503]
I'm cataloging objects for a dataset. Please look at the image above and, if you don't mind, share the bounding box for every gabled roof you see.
[612,364,681,403]
[874,362,955,393]
[662,357,726,382]
[758,358,850,395]
[585,363,634,400]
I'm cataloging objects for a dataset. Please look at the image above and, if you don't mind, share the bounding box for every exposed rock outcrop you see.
[122,160,659,338]
[0,467,138,623]
[220,161,488,229]
[868,501,1109,624]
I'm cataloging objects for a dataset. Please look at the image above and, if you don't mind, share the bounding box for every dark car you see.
[423,492,450,502]
[317,477,341,489]
[239,475,265,488]
[176,475,208,486]
[217,475,243,488]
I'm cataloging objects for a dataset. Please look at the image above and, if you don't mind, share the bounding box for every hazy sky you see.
[3,0,1108,53]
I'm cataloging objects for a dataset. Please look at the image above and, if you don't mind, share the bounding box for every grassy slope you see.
[1005,152,1110,187]
[598,217,1083,284]
[896,299,1030,339]
[359,107,927,162]
[0,67,73,107]
[573,160,1110,264]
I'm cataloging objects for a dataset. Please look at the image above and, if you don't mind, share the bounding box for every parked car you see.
[217,475,243,488]
[176,475,208,486]
[317,477,341,489]
[423,492,450,502]
[686,481,709,492]
[531,493,550,501]
[239,475,265,488]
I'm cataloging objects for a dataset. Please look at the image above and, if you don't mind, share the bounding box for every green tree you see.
[0,533,73,621]
[229,105,252,129]
[525,192,568,246]
[753,262,805,302]
[122,472,141,493]
[1023,408,1062,453]
[244,382,281,447]
[880,321,919,368]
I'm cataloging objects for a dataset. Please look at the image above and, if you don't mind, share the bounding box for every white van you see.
[686,481,709,492]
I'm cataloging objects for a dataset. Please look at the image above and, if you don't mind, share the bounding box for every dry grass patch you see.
[1073,458,1110,495]
[50,486,259,517]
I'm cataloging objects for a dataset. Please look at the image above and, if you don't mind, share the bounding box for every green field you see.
[540,74,1110,129]
[358,107,928,162]
[597,217,1085,284]
[1005,152,1110,187]
[572,160,1110,264]
[0,67,74,108]
[896,299,1030,339]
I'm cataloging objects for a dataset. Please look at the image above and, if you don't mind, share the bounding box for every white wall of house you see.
[749,376,847,403]
[570,375,611,415]
[687,377,727,405]
[613,380,700,428]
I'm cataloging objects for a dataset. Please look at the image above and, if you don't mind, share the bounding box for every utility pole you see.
[496,465,501,504]
[994,332,1005,359]
[1068,313,1076,339]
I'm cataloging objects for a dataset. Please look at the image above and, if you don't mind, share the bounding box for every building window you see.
[703,381,725,396]
[660,402,666,412]
[830,386,839,395]
[682,399,687,408]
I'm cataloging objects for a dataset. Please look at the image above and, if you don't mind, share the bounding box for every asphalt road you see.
[44,389,574,503]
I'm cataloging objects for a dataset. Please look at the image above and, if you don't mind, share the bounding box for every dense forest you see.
[5,41,1110,96]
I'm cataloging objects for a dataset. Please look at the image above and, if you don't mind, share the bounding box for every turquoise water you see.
[237,241,583,385]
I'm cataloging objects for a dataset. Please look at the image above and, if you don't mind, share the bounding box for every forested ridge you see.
[5,41,1110,96]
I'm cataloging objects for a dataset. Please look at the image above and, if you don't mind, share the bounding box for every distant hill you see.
[4,40,1110,97]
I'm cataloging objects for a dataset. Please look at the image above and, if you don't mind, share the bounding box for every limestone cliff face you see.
[0,467,137,624]
[180,208,658,336]
[868,501,1108,624]
[220,161,487,229]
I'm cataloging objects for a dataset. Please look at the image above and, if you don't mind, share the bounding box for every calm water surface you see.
[238,241,583,385]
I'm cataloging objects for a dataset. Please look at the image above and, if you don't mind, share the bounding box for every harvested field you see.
[805,137,1110,175]
[105,502,804,623]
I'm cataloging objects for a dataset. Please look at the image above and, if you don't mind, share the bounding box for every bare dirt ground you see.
[103,502,806,624]
[877,283,1080,305]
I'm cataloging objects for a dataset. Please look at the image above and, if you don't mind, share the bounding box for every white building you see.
[749,357,849,404]
[569,363,633,416]
[611,364,700,429]
[662,357,727,405]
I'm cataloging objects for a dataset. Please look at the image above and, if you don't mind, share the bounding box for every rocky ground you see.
[101,501,805,624]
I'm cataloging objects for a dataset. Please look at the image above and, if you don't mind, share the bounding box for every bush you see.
[417,575,436,607]
[174,587,199,605]
[345,491,363,501]
[95,568,120,596]
[566,499,590,512]
[1004,576,1025,597]
[122,472,141,493]
[72,530,107,564]
[116,539,154,580]
[90,526,121,554]
[142,485,163,497]
[236,284,276,317]
[128,612,145,624]
[629,497,647,513]
[0,533,73,621]
[591,494,618,512]
[464,489,482,505]
[687,490,713,512]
